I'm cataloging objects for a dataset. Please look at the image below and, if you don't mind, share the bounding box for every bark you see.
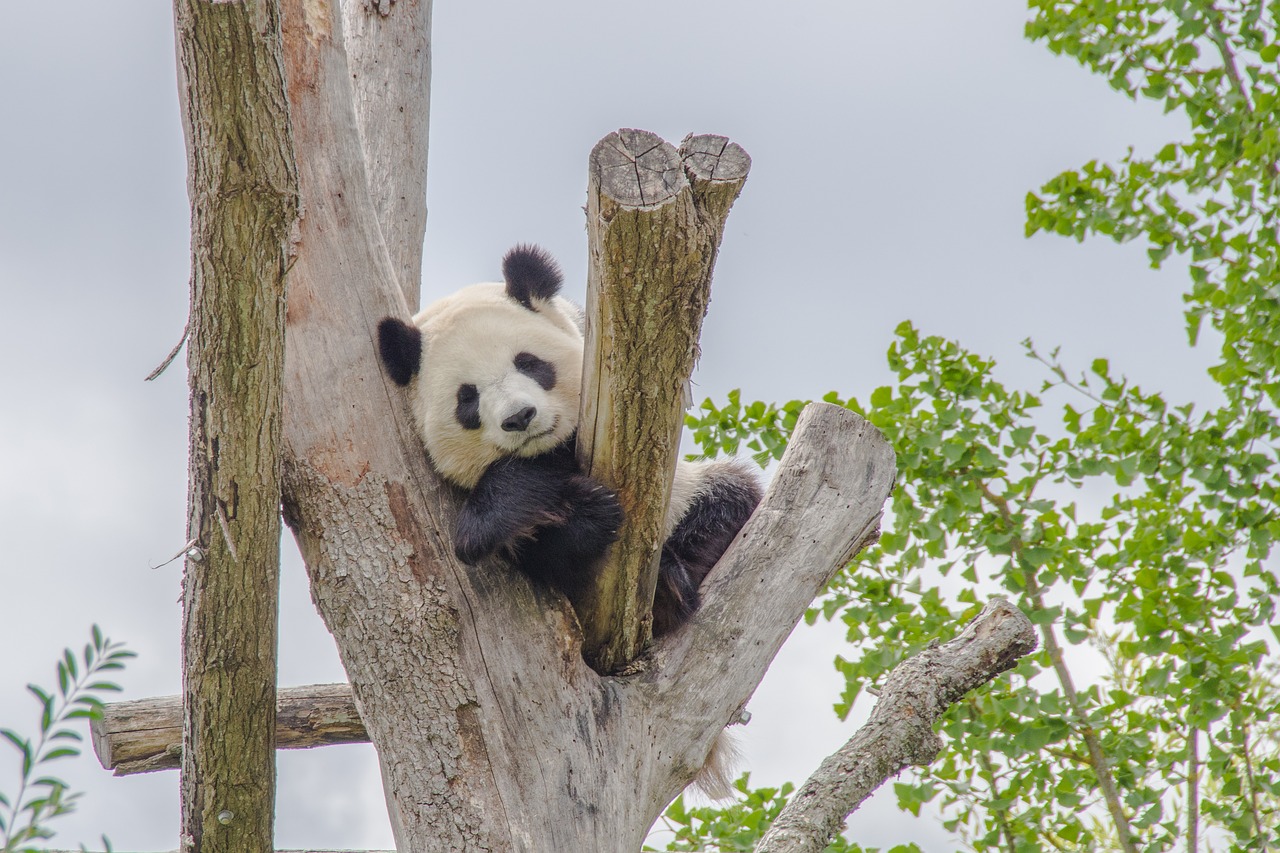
[754,599,1038,853]
[92,685,367,776]
[97,400,894,850]
[163,0,899,846]
[340,0,431,309]
[173,0,298,850]
[576,129,750,672]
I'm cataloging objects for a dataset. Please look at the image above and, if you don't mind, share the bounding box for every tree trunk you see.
[174,0,298,849]
[164,0,906,848]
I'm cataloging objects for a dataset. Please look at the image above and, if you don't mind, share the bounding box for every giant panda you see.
[376,244,762,794]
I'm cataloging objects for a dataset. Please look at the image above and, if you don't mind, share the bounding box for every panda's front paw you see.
[564,475,625,549]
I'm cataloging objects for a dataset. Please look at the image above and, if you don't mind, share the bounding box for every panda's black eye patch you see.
[456,384,481,430]
[514,352,556,390]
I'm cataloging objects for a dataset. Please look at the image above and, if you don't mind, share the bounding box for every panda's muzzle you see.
[501,406,538,433]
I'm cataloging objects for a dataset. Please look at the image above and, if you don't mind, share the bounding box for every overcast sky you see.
[0,1,1211,850]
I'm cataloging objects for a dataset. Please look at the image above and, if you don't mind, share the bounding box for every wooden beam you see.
[577,129,750,672]
[92,685,367,776]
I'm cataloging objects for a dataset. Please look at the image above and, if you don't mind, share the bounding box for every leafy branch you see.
[0,626,133,853]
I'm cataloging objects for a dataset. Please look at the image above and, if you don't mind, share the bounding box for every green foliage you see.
[654,5,1280,849]
[646,777,923,853]
[0,626,132,853]
[683,322,1278,850]
[1025,0,1280,415]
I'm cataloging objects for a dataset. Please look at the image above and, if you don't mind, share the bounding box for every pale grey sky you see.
[0,1,1208,849]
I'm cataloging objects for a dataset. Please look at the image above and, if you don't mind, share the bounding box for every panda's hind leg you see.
[653,460,762,637]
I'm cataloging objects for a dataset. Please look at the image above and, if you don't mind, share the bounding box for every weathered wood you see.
[340,0,432,309]
[173,0,298,848]
[577,129,750,673]
[278,0,520,847]
[755,599,1039,853]
[92,685,367,776]
[630,403,896,795]
[155,0,912,849]
[151,400,889,851]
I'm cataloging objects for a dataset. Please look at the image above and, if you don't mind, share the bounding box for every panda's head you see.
[377,245,584,489]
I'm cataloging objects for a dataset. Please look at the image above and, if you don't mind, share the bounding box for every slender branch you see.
[1205,3,1256,114]
[753,599,1038,853]
[144,322,188,381]
[1187,725,1200,853]
[977,750,1020,853]
[1240,720,1270,851]
[976,482,1140,853]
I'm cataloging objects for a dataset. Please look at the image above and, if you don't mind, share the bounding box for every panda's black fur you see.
[377,245,762,640]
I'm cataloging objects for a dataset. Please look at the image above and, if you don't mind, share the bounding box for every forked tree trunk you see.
[576,130,751,671]
[164,1,1035,851]
[204,0,893,847]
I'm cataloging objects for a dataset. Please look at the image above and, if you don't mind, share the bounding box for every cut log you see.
[577,129,750,673]
[92,685,367,776]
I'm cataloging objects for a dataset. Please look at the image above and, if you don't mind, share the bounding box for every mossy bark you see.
[174,0,298,850]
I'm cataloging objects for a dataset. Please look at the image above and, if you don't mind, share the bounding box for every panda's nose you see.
[502,406,537,432]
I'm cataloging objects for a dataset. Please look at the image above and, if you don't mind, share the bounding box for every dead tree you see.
[92,0,1038,850]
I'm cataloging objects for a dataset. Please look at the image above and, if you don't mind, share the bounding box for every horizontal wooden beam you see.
[92,684,366,776]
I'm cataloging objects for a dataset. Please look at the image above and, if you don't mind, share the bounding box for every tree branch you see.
[754,599,1038,853]
[976,481,1139,853]
[338,0,431,309]
[1205,4,1255,115]
[576,129,749,672]
[644,403,896,787]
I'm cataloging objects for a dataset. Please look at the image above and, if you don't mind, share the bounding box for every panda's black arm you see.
[455,454,624,590]
[513,473,623,589]
[454,455,573,565]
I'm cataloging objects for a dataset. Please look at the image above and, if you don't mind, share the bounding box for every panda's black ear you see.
[377,317,423,386]
[502,244,563,311]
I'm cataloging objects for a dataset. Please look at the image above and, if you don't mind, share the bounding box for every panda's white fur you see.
[377,245,762,799]
[408,282,585,489]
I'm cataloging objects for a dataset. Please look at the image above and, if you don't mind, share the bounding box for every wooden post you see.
[174,0,298,849]
[577,129,750,672]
